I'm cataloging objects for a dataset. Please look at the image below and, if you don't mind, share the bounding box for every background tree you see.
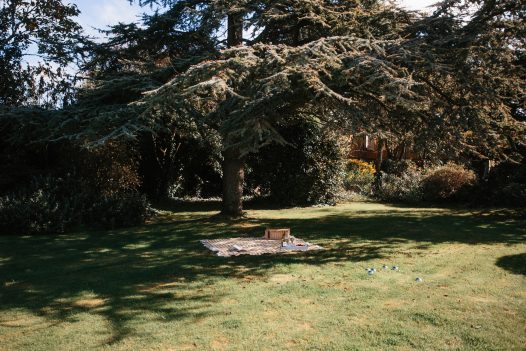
[54,3,223,200]
[0,0,86,108]
[405,0,526,162]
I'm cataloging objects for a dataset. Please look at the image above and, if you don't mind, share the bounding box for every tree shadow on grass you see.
[0,202,524,345]
[495,253,526,276]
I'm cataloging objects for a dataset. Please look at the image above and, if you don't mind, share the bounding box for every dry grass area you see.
[0,202,524,350]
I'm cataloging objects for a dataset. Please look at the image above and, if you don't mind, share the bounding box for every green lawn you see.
[0,202,525,351]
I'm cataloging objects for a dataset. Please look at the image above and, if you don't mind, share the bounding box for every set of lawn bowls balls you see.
[366,265,423,282]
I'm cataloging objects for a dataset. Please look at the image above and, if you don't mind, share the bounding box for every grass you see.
[0,201,525,351]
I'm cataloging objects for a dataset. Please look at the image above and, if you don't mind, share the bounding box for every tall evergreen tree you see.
[54,0,524,216]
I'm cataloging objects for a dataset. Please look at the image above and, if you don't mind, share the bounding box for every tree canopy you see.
[0,0,86,108]
[63,0,525,157]
[2,0,524,216]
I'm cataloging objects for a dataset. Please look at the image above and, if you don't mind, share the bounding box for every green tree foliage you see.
[4,0,524,216]
[0,0,86,107]
[247,120,345,206]
[405,0,526,161]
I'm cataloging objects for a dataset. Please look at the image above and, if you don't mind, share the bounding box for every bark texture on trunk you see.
[221,13,244,217]
[375,138,387,172]
[374,138,387,192]
[227,13,243,47]
[221,148,245,217]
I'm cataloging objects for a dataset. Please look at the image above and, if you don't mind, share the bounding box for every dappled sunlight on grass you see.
[0,202,524,350]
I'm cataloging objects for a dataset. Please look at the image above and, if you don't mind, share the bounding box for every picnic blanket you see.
[200,237,323,257]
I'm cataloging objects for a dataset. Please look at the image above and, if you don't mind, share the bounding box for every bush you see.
[498,182,526,206]
[138,132,223,200]
[246,122,345,206]
[0,176,83,235]
[375,161,424,203]
[0,175,152,235]
[67,142,141,197]
[344,159,375,194]
[376,161,478,204]
[483,161,526,206]
[0,132,154,235]
[422,163,477,202]
[0,191,59,235]
[381,159,417,176]
[84,193,153,230]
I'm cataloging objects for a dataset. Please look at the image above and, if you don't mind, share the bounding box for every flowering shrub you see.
[344,159,376,194]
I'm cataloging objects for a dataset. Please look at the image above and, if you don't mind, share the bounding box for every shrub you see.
[0,176,83,235]
[66,142,141,197]
[375,163,424,203]
[483,161,526,206]
[246,122,345,206]
[0,175,152,235]
[498,182,526,206]
[138,133,223,200]
[422,163,477,202]
[376,161,479,204]
[382,159,422,176]
[84,192,153,230]
[344,159,375,194]
[0,192,53,235]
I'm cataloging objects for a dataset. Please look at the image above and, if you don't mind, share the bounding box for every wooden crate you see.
[264,228,290,240]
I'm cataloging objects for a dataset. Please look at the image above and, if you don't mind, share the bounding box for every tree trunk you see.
[220,12,244,217]
[374,138,387,192]
[375,138,387,172]
[221,148,245,216]
[227,13,243,47]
